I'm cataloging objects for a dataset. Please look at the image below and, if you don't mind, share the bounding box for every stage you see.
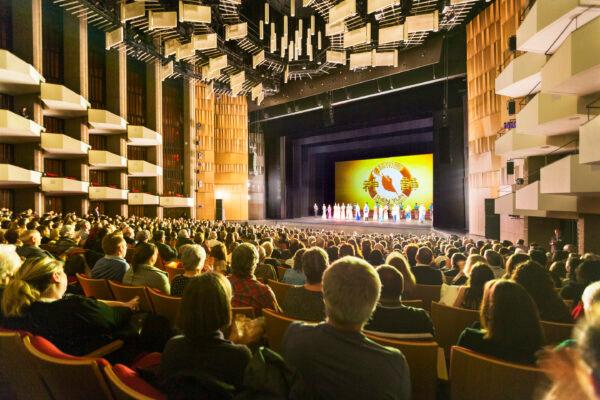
[249,217,434,235]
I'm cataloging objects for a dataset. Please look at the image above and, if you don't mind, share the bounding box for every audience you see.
[282,247,328,321]
[122,243,170,294]
[457,279,544,365]
[91,233,130,282]
[160,273,252,394]
[171,245,206,296]
[364,265,434,339]
[228,243,279,314]
[282,256,411,399]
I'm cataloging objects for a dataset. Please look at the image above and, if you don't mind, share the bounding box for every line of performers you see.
[313,202,430,223]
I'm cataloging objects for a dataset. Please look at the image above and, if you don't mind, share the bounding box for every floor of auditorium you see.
[250,217,435,235]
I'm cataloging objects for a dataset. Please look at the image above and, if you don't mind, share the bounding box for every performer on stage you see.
[392,204,399,222]
[419,203,427,224]
[355,203,361,221]
[363,202,369,221]
[347,203,353,220]
[327,204,332,219]
[373,203,378,223]
[405,203,412,222]
[340,203,345,220]
[314,203,318,217]
[383,204,389,222]
[322,204,327,219]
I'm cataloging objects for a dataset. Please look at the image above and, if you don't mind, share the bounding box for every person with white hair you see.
[16,230,55,260]
[0,244,21,285]
[176,229,194,250]
[582,281,600,318]
[171,244,206,296]
[282,256,411,399]
[54,225,78,256]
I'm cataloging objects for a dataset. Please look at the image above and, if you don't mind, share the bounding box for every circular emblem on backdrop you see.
[362,161,419,205]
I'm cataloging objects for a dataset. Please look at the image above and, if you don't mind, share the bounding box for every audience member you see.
[123,243,170,294]
[386,251,416,298]
[411,247,443,285]
[453,263,495,310]
[282,248,307,285]
[16,230,55,259]
[153,230,177,262]
[171,245,206,296]
[91,233,130,282]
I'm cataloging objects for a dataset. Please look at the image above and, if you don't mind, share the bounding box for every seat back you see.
[365,334,438,400]
[109,281,153,312]
[104,364,166,400]
[408,284,441,311]
[0,332,50,400]
[23,336,113,400]
[449,346,548,400]
[263,308,303,354]
[276,266,288,281]
[401,299,424,309]
[148,289,181,327]
[165,264,184,281]
[267,279,293,305]
[430,301,479,357]
[540,320,574,345]
[77,273,115,300]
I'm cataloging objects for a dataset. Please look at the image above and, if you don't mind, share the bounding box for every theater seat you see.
[540,320,574,345]
[148,288,181,327]
[267,279,293,306]
[276,265,288,281]
[406,284,441,311]
[77,273,115,300]
[109,281,154,312]
[263,308,309,354]
[104,364,166,400]
[0,332,50,400]
[165,263,184,281]
[365,334,439,400]
[23,336,113,400]
[401,299,424,309]
[449,346,549,400]
[430,301,479,357]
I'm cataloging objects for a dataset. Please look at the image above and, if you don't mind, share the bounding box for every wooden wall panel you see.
[194,83,216,220]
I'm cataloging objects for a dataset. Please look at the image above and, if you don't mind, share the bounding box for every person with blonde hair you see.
[282,256,411,399]
[452,254,486,285]
[0,244,21,284]
[2,257,137,355]
[385,251,416,298]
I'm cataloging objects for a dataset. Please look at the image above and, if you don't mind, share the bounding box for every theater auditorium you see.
[0,0,599,399]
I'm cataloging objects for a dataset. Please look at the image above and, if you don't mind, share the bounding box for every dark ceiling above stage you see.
[50,0,484,105]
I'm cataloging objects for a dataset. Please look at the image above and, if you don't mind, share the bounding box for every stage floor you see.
[250,217,433,235]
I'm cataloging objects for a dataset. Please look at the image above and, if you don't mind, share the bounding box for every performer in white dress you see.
[314,203,318,217]
[322,204,327,219]
[347,203,353,220]
[373,203,378,223]
[355,203,361,221]
[419,203,427,224]
[383,204,389,222]
[405,204,412,221]
[327,204,332,219]
[340,203,345,220]
[392,204,399,222]
[363,202,369,221]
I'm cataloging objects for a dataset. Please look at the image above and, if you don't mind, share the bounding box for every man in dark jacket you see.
[16,230,55,259]
[153,230,178,262]
[410,247,444,285]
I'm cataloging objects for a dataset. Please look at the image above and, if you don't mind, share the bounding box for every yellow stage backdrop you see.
[335,154,433,207]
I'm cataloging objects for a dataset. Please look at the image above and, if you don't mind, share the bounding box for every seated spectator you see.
[581,281,600,318]
[484,250,505,278]
[339,243,355,258]
[512,261,573,323]
[254,245,277,283]
[367,249,385,267]
[159,273,252,392]
[176,229,194,252]
[210,242,229,274]
[282,256,411,399]
[326,245,339,263]
[153,230,177,263]
[453,263,495,310]
[16,230,55,260]
[54,225,78,256]
[529,248,548,268]
[228,243,279,314]
[503,252,531,279]
[549,261,567,288]
[261,241,280,268]
[282,247,328,321]
[411,247,443,285]
[386,251,416,298]
[0,244,21,321]
[364,265,434,339]
[123,243,170,294]
[91,233,130,282]
[2,257,137,356]
[453,254,486,285]
[457,279,543,365]
[171,245,206,297]
[444,252,466,278]
[282,248,306,285]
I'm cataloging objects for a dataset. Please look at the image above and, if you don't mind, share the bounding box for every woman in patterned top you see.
[170,245,206,297]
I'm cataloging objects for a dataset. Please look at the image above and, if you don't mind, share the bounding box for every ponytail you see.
[1,257,63,317]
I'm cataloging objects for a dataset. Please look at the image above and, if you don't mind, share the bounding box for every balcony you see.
[128,160,163,177]
[540,154,600,195]
[40,83,90,117]
[160,196,194,208]
[0,164,42,187]
[0,109,44,143]
[89,186,128,201]
[516,92,589,136]
[579,113,600,164]
[517,0,600,54]
[88,109,127,134]
[495,129,577,158]
[495,53,546,98]
[41,133,90,157]
[494,192,547,217]
[515,181,577,213]
[128,192,159,206]
[127,126,162,146]
[540,16,600,96]
[41,177,89,195]
[0,49,44,94]
[89,150,127,169]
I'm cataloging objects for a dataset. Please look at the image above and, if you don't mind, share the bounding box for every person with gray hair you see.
[282,256,411,399]
[16,230,55,260]
[0,244,21,284]
[171,245,206,296]
[54,225,78,256]
[176,229,194,252]
[134,230,151,246]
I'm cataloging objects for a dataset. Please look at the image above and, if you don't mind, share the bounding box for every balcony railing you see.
[40,83,90,118]
[0,109,44,143]
[0,49,44,94]
[0,164,42,187]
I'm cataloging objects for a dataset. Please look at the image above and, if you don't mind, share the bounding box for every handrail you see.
[586,95,600,121]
